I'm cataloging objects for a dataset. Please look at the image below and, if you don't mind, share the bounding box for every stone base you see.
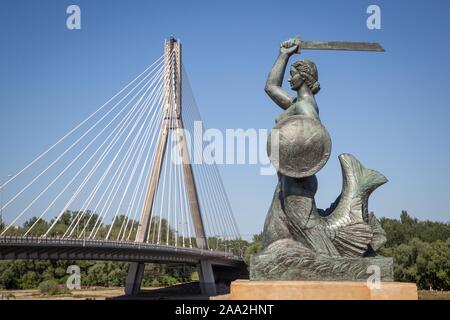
[230,280,418,300]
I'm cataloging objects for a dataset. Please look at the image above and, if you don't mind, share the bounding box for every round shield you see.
[267,115,332,178]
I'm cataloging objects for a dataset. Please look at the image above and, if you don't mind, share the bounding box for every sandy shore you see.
[1,286,448,300]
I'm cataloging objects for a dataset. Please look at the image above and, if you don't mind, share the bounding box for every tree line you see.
[378,211,450,290]
[0,210,449,291]
[0,211,238,290]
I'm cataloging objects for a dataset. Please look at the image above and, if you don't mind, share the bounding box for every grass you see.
[418,290,450,300]
[1,287,450,300]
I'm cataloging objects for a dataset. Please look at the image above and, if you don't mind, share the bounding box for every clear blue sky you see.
[1,0,449,239]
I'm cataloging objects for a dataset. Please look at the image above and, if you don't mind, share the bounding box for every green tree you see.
[243,234,262,265]
[0,268,18,289]
[85,263,109,286]
[380,211,450,247]
[19,271,40,289]
[0,214,4,232]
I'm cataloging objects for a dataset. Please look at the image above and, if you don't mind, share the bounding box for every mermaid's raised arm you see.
[264,39,298,110]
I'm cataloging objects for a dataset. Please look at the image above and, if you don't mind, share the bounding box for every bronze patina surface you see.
[268,115,331,178]
[252,37,392,281]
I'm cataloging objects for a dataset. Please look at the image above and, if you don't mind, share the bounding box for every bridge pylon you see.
[125,37,216,296]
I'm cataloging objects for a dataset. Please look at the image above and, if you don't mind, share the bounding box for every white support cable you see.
[2,76,158,236]
[196,141,222,239]
[174,130,185,247]
[64,98,149,237]
[171,63,183,248]
[179,148,192,248]
[164,134,173,245]
[124,145,153,240]
[188,125,219,240]
[198,126,240,240]
[200,151,233,240]
[85,83,165,239]
[203,142,240,239]
[154,133,170,245]
[180,93,217,239]
[108,53,173,242]
[64,78,165,238]
[173,59,181,247]
[89,83,166,239]
[223,183,241,239]
[177,127,194,248]
[12,65,166,237]
[122,97,165,241]
[212,164,241,239]
[175,127,190,248]
[86,107,152,240]
[0,59,166,216]
[207,165,234,240]
[140,140,161,243]
[118,117,154,241]
[109,68,168,241]
[203,141,239,241]
[0,56,164,191]
[178,71,196,248]
[92,82,166,240]
[184,173,195,248]
[142,59,176,244]
[160,53,175,245]
[201,168,223,240]
[130,108,166,242]
[166,64,177,246]
[182,102,220,240]
[189,121,228,241]
[181,97,238,242]
[106,89,164,240]
[77,79,166,239]
[181,69,240,240]
[173,129,180,247]
[193,127,240,239]
[106,122,152,240]
[177,113,200,247]
[26,96,141,237]
[166,53,178,245]
[177,138,193,248]
[28,73,161,237]
[89,117,151,239]
[197,126,234,241]
[183,123,213,239]
[155,55,176,245]
[116,119,150,240]
[172,130,179,246]
[70,73,166,239]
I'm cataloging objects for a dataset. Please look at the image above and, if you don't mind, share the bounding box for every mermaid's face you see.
[288,67,303,90]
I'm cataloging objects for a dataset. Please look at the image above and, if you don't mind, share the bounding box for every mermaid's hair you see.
[291,60,320,94]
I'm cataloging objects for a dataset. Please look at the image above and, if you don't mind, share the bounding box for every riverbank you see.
[1,286,449,300]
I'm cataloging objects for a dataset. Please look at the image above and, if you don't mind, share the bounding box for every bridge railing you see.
[0,236,242,261]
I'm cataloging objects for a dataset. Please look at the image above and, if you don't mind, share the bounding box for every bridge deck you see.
[0,236,244,268]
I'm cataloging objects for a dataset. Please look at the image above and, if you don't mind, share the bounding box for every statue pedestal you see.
[230,280,418,300]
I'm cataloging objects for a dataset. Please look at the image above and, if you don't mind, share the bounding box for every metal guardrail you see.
[0,236,243,261]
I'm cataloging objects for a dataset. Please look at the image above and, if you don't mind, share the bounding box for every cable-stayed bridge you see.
[0,37,246,296]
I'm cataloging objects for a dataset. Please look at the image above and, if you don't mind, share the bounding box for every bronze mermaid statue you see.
[251,38,393,281]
